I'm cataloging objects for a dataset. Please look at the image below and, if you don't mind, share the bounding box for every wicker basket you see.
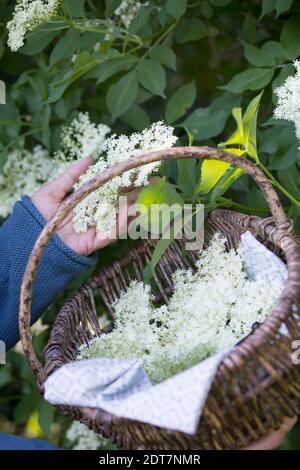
[19,147,300,450]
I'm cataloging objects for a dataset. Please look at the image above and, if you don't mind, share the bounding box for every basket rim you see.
[20,146,290,390]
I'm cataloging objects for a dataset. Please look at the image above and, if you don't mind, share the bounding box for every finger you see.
[92,200,132,251]
[57,197,135,256]
[126,188,140,204]
[149,175,160,183]
[46,156,93,200]
[117,200,133,237]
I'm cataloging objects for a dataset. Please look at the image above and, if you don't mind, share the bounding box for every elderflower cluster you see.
[7,0,61,52]
[66,421,112,450]
[78,235,284,384]
[72,121,177,235]
[0,145,58,218]
[0,112,110,218]
[114,0,144,30]
[274,60,300,144]
[55,112,111,163]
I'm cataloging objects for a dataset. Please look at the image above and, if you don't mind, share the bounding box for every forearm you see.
[0,196,96,349]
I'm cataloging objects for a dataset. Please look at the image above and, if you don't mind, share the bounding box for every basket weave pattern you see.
[19,147,300,449]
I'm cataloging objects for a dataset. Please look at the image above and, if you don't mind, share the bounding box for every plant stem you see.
[257,160,300,208]
[0,128,42,157]
[139,22,176,61]
[217,197,270,214]
[59,17,143,46]
[32,25,69,32]
[86,0,97,14]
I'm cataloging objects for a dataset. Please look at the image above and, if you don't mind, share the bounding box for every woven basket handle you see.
[19,146,288,387]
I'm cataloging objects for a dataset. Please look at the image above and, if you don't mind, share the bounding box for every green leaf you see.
[21,29,59,55]
[225,107,244,146]
[65,0,85,17]
[165,0,188,19]
[49,29,80,67]
[38,401,55,436]
[175,18,208,44]
[164,182,184,206]
[183,109,229,140]
[277,165,300,199]
[209,166,243,202]
[276,0,293,17]
[183,93,241,141]
[14,394,41,425]
[262,41,285,64]
[80,32,106,50]
[158,6,172,26]
[280,15,300,60]
[260,0,276,18]
[129,5,152,34]
[105,0,122,17]
[197,159,232,193]
[268,125,300,170]
[137,60,166,97]
[177,158,198,196]
[136,88,153,104]
[54,88,81,119]
[0,103,20,138]
[272,64,294,93]
[220,92,263,160]
[165,81,196,124]
[138,178,170,211]
[137,179,184,243]
[149,45,176,70]
[0,366,11,387]
[143,203,202,283]
[95,54,137,84]
[36,104,51,148]
[106,70,139,120]
[242,91,263,159]
[259,127,281,154]
[242,14,256,44]
[260,0,292,18]
[246,185,269,209]
[72,51,98,73]
[143,237,172,283]
[121,104,150,130]
[243,42,276,67]
[222,68,275,93]
[49,52,102,102]
[137,178,183,229]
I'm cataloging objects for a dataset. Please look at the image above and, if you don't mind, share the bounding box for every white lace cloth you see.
[44,232,287,435]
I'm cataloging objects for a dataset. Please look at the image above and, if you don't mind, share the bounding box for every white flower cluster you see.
[114,0,144,30]
[55,112,111,163]
[72,121,177,235]
[78,235,284,384]
[0,145,58,218]
[0,113,111,219]
[7,0,61,52]
[274,60,300,143]
[66,421,111,450]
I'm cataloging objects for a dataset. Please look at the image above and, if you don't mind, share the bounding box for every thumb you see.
[48,156,93,200]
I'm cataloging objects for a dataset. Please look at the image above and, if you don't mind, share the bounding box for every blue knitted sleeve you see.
[0,196,97,349]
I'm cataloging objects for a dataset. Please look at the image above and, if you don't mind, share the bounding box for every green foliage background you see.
[0,0,300,448]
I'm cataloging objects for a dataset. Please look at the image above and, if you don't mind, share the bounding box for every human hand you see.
[244,416,297,450]
[31,157,135,257]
